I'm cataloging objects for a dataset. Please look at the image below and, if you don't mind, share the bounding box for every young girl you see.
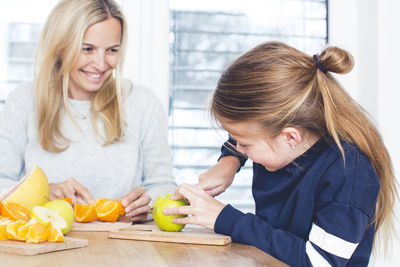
[164,41,398,266]
[0,0,176,221]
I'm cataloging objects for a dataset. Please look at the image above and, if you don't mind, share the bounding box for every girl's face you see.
[68,18,121,100]
[223,122,296,172]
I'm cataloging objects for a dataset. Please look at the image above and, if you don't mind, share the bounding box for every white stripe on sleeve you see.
[306,241,332,267]
[309,223,359,259]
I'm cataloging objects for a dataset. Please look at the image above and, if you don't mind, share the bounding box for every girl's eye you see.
[82,47,92,52]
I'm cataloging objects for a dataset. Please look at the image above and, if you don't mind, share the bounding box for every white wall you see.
[329,0,400,266]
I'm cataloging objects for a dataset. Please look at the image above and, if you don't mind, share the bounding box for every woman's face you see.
[223,122,295,172]
[68,17,121,100]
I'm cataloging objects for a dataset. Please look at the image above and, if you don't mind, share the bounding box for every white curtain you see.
[121,0,170,115]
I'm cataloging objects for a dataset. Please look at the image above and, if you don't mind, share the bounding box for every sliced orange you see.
[17,218,39,241]
[118,201,125,216]
[74,203,97,223]
[93,199,121,222]
[0,216,13,223]
[1,202,31,222]
[0,200,2,214]
[0,216,13,237]
[0,223,8,240]
[6,220,26,240]
[46,221,64,243]
[17,224,31,241]
[26,221,48,243]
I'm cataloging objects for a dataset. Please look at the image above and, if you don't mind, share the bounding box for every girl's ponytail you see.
[314,46,398,250]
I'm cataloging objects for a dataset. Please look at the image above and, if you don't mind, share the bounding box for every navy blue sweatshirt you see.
[214,137,379,266]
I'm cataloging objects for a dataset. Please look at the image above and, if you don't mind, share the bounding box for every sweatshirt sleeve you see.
[0,85,31,193]
[214,153,379,267]
[139,90,176,202]
[219,135,248,171]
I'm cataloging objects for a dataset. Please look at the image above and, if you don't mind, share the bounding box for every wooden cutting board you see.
[109,224,232,245]
[0,237,88,256]
[71,221,133,232]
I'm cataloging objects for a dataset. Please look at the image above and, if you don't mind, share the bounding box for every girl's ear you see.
[281,127,302,148]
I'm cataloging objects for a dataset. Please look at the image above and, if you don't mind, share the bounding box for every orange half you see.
[93,199,121,222]
[1,202,31,222]
[74,204,97,223]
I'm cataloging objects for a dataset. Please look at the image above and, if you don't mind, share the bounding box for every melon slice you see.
[1,166,49,209]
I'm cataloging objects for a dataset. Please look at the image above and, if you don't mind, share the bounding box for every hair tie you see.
[313,55,327,74]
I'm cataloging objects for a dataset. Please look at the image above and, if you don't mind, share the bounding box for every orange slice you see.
[1,202,31,222]
[17,218,39,241]
[0,216,13,223]
[118,201,125,216]
[74,203,97,223]
[46,221,64,243]
[93,199,121,222]
[6,220,26,240]
[26,220,48,243]
[0,223,9,240]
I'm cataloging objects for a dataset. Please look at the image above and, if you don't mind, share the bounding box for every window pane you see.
[0,0,59,109]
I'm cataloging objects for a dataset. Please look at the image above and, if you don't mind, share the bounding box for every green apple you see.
[31,206,67,234]
[42,200,74,235]
[152,193,188,232]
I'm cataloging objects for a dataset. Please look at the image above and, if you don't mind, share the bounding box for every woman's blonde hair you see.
[211,41,398,249]
[34,0,127,151]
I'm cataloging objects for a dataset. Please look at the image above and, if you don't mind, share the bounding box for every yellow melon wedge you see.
[1,166,49,209]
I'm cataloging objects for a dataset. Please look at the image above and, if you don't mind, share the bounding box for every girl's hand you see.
[49,178,95,205]
[164,183,226,230]
[196,156,240,197]
[119,186,151,222]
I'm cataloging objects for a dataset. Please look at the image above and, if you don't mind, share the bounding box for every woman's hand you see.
[196,156,240,196]
[163,183,226,230]
[49,178,95,205]
[119,186,151,222]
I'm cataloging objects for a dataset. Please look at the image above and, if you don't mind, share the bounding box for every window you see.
[169,0,328,212]
[0,0,60,109]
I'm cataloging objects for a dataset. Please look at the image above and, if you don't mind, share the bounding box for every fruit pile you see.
[74,198,125,223]
[0,166,130,246]
[0,167,71,243]
[0,165,193,246]
[0,197,126,244]
[0,200,66,243]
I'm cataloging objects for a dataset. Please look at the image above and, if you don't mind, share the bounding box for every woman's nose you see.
[92,51,107,70]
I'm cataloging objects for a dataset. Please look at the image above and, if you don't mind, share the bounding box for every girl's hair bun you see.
[318,46,354,74]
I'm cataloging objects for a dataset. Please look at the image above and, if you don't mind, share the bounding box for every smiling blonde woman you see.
[0,0,176,222]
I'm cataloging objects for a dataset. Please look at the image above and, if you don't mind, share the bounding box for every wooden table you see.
[0,230,288,267]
